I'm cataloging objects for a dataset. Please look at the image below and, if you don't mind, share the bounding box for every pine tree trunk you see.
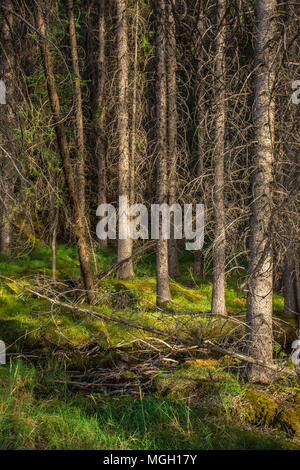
[36,6,95,303]
[155,0,171,306]
[167,0,179,278]
[130,0,139,206]
[283,246,299,317]
[0,0,15,255]
[116,0,134,278]
[96,0,107,247]
[193,2,205,277]
[211,0,226,316]
[67,0,86,225]
[245,0,277,384]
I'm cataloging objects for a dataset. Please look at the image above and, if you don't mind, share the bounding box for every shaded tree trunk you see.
[167,0,179,278]
[283,246,300,317]
[130,0,139,205]
[155,0,171,306]
[96,0,107,247]
[0,0,15,255]
[36,6,95,303]
[116,0,134,278]
[193,1,205,277]
[211,0,227,316]
[245,0,277,384]
[67,0,86,225]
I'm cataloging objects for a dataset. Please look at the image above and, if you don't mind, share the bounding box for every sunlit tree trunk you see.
[116,0,134,278]
[245,0,277,384]
[193,1,205,277]
[211,0,227,316]
[155,0,171,305]
[96,0,107,247]
[166,0,179,278]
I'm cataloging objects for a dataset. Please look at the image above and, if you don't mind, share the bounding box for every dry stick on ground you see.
[0,274,297,381]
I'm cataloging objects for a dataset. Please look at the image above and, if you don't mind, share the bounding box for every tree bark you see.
[35,6,95,303]
[155,0,171,306]
[193,1,205,277]
[0,0,15,255]
[67,0,86,225]
[116,0,134,278]
[166,0,179,278]
[245,0,277,384]
[96,0,107,247]
[211,0,227,316]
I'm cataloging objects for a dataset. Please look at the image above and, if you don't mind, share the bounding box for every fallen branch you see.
[0,274,298,381]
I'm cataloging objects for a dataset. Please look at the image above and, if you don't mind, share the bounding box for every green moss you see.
[243,390,277,426]
[277,406,300,437]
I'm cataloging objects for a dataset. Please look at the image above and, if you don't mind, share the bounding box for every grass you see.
[0,360,296,450]
[0,244,298,450]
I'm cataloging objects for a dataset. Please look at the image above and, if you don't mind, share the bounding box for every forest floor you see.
[0,244,299,450]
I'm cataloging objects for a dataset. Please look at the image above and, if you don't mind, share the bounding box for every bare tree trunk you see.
[130,0,139,206]
[166,0,179,278]
[67,0,86,224]
[49,182,58,282]
[193,1,205,277]
[245,0,277,384]
[283,246,299,317]
[116,0,134,278]
[282,0,300,320]
[211,0,226,316]
[0,0,15,255]
[36,6,95,303]
[155,0,171,306]
[96,0,107,247]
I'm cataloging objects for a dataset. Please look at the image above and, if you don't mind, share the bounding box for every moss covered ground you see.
[0,244,299,450]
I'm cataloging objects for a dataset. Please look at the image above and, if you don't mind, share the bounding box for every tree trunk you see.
[49,183,58,283]
[283,246,299,317]
[36,6,95,303]
[67,0,86,225]
[116,0,134,278]
[193,1,205,277]
[211,0,226,316]
[282,0,300,320]
[244,0,277,384]
[166,0,179,278]
[155,0,171,306]
[0,0,15,255]
[96,0,107,247]
[130,0,139,206]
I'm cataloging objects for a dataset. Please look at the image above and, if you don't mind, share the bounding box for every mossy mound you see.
[277,406,300,437]
[243,390,277,427]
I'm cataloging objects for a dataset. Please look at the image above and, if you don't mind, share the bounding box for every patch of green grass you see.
[0,360,296,450]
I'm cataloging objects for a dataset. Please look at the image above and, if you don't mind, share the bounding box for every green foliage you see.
[0,360,296,450]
